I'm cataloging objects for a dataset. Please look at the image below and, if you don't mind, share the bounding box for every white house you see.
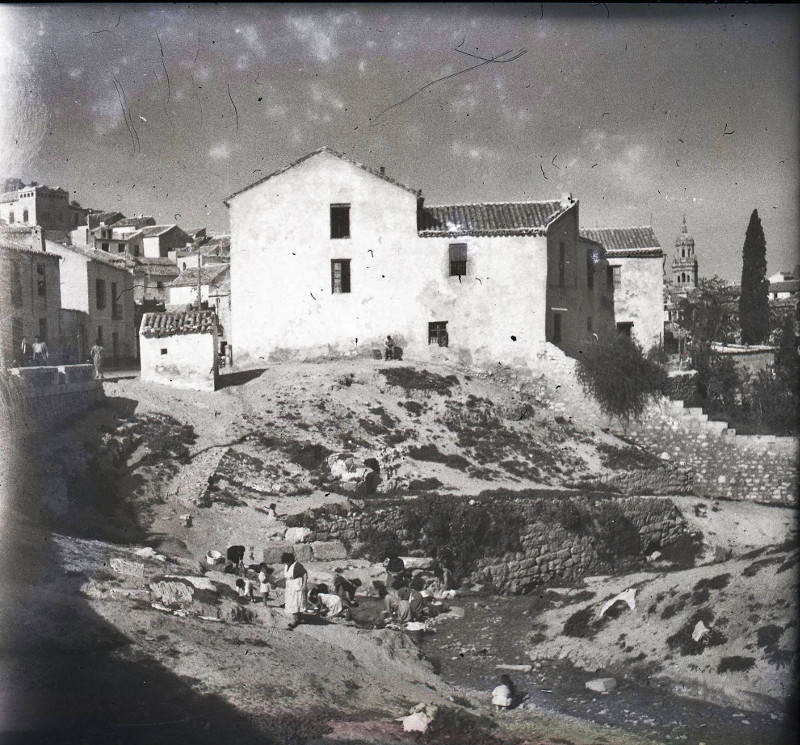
[139,310,219,391]
[225,147,615,367]
[579,226,665,350]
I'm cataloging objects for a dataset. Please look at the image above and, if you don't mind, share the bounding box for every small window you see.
[96,278,106,310]
[552,313,562,344]
[156,281,164,290]
[8,212,13,223]
[330,204,350,239]
[558,243,566,288]
[101,243,109,252]
[617,322,633,338]
[449,243,467,277]
[161,348,168,355]
[36,263,46,297]
[606,266,614,289]
[612,266,622,289]
[22,209,29,223]
[111,282,122,320]
[428,321,448,346]
[331,259,351,294]
[586,249,595,290]
[118,243,125,252]
[97,325,103,344]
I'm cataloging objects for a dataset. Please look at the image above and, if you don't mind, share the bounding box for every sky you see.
[0,3,798,282]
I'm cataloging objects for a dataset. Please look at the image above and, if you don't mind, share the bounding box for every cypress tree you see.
[738,209,770,344]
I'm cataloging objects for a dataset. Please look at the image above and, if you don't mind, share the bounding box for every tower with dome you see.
[670,215,699,289]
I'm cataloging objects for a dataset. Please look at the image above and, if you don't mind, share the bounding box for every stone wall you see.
[0,364,105,435]
[289,493,687,595]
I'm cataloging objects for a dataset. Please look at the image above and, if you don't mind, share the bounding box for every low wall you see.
[1,364,105,435]
[288,493,687,595]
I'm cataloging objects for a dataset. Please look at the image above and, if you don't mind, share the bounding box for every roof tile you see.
[579,227,663,257]
[418,201,567,237]
[140,310,218,338]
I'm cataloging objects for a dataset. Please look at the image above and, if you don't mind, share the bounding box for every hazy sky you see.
[1,3,797,281]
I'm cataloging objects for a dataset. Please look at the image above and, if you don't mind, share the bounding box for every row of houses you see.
[0,193,231,368]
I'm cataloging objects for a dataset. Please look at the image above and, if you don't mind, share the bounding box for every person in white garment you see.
[281,551,308,630]
[492,674,515,711]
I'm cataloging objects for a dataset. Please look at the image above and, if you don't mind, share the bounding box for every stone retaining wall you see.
[290,494,687,595]
[1,364,105,435]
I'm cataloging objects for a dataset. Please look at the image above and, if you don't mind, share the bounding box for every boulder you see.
[263,542,312,565]
[585,677,617,693]
[400,711,432,734]
[149,580,194,605]
[285,527,313,544]
[311,540,348,561]
[110,558,146,577]
[164,575,216,592]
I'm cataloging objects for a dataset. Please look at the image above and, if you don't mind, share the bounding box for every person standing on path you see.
[32,336,48,365]
[282,551,308,630]
[90,340,105,380]
[384,335,396,361]
[20,337,32,366]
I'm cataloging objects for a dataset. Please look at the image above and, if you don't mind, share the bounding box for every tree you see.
[576,335,667,423]
[739,209,770,344]
[677,276,739,345]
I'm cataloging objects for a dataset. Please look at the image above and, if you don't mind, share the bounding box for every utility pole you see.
[196,248,202,309]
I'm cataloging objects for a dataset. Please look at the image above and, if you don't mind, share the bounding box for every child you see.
[492,675,515,711]
[257,563,273,600]
[235,577,256,602]
[333,568,361,607]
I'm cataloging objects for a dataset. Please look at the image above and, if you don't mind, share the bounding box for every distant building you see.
[669,216,699,290]
[580,226,665,350]
[139,310,219,391]
[0,183,86,233]
[225,147,615,366]
[177,234,230,270]
[139,225,192,258]
[45,241,137,364]
[0,226,62,366]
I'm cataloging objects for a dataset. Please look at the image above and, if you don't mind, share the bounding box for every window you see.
[36,263,46,296]
[22,209,28,223]
[586,249,595,290]
[10,261,22,307]
[101,243,109,252]
[97,326,103,344]
[449,243,468,277]
[330,204,350,239]
[428,321,448,346]
[331,259,351,294]
[612,266,621,289]
[558,242,566,288]
[8,212,13,223]
[617,322,633,338]
[96,278,106,310]
[606,266,614,289]
[118,243,125,252]
[39,318,47,341]
[552,313,562,344]
[111,282,122,320]
[156,281,164,290]
[161,348,168,355]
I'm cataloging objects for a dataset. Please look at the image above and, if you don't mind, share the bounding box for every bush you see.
[576,336,667,422]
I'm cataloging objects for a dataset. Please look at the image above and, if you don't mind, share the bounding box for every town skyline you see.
[1,3,798,283]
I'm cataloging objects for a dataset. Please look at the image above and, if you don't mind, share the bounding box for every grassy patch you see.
[407,444,470,471]
[666,608,727,656]
[379,367,459,395]
[717,656,756,673]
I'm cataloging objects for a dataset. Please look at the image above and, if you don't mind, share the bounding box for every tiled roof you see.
[88,211,125,227]
[224,147,419,205]
[182,236,231,259]
[769,280,800,294]
[418,201,568,237]
[45,240,131,269]
[140,310,218,338]
[169,264,229,288]
[133,259,181,278]
[0,239,60,259]
[140,224,177,238]
[771,295,800,309]
[579,227,663,257]
[110,216,156,228]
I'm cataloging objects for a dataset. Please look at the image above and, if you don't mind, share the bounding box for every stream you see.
[352,595,797,745]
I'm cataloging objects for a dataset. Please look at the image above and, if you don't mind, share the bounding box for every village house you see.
[45,241,137,365]
[177,234,231,270]
[579,226,665,350]
[139,224,192,259]
[225,147,615,367]
[139,310,219,391]
[70,211,126,247]
[0,226,62,367]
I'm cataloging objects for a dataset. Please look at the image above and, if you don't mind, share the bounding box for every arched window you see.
[681,248,685,258]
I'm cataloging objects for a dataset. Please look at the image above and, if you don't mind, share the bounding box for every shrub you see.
[576,335,667,422]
